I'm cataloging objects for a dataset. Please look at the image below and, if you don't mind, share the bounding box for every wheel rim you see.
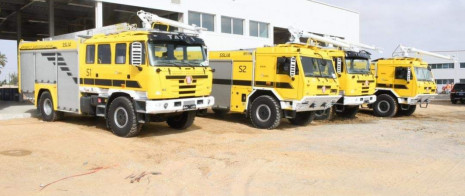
[114,107,129,128]
[377,100,390,113]
[43,99,53,116]
[256,104,271,122]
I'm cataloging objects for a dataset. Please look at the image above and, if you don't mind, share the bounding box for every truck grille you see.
[357,80,374,95]
[317,85,338,95]
[361,87,370,95]
[166,75,208,97]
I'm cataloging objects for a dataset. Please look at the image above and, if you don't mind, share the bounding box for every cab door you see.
[393,67,414,97]
[98,43,130,88]
[274,56,300,100]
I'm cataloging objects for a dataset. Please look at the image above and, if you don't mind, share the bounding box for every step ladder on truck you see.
[206,40,341,129]
[288,28,381,120]
[370,45,457,117]
[18,10,214,137]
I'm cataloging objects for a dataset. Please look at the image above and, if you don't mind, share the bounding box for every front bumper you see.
[283,95,342,112]
[340,95,376,106]
[451,92,465,100]
[398,94,436,105]
[143,96,214,114]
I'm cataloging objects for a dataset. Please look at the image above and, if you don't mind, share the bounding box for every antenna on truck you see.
[392,45,457,61]
[288,27,382,53]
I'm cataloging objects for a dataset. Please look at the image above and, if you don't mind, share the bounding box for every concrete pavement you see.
[0,101,37,121]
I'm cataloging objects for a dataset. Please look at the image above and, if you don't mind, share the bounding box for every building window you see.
[98,44,111,64]
[436,79,454,85]
[115,43,127,64]
[188,11,214,31]
[221,16,244,35]
[249,21,268,38]
[460,79,465,83]
[429,63,454,69]
[461,63,465,68]
[86,45,95,64]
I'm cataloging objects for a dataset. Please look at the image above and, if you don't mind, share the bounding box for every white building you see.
[421,50,465,92]
[94,0,360,50]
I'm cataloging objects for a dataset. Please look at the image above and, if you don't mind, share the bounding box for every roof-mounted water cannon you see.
[392,44,457,62]
[137,10,206,34]
[288,27,382,53]
[289,27,350,48]
[333,37,382,53]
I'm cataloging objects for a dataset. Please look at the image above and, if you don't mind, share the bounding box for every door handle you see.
[114,71,122,74]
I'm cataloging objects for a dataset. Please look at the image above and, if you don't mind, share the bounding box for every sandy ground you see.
[0,102,465,195]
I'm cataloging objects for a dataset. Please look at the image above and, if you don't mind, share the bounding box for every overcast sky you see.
[321,0,465,58]
[1,0,464,80]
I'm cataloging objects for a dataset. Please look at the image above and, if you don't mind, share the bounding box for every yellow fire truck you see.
[370,45,455,117]
[18,11,214,137]
[288,29,378,119]
[208,43,341,129]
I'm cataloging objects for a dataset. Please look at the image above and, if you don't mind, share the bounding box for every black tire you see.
[289,111,315,126]
[107,96,141,137]
[38,91,63,122]
[373,94,398,117]
[314,107,335,120]
[397,105,417,116]
[451,99,457,104]
[335,106,359,119]
[196,109,208,117]
[248,95,281,129]
[212,108,228,117]
[167,111,196,130]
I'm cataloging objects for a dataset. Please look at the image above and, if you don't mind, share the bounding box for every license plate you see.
[363,97,370,103]
[183,104,196,110]
[183,100,196,110]
[459,93,464,96]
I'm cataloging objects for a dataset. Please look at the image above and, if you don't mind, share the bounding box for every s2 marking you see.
[239,65,246,73]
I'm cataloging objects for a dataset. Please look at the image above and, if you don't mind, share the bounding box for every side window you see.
[395,67,407,80]
[115,43,127,64]
[98,44,111,64]
[130,42,146,65]
[277,57,290,75]
[86,45,95,64]
[277,57,299,75]
[395,67,412,80]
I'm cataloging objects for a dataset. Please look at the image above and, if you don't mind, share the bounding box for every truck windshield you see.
[414,67,433,81]
[148,43,207,66]
[346,58,370,74]
[301,56,336,78]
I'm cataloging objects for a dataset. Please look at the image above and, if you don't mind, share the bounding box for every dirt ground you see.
[0,102,465,195]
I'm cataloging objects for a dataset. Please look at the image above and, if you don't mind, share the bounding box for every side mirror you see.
[406,67,411,82]
[202,47,209,66]
[131,42,143,66]
[336,57,342,74]
[289,57,296,78]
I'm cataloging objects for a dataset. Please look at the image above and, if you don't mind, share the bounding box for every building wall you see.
[100,0,360,50]
[420,50,465,92]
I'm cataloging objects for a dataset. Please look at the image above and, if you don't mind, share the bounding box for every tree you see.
[8,73,18,86]
[0,52,7,75]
